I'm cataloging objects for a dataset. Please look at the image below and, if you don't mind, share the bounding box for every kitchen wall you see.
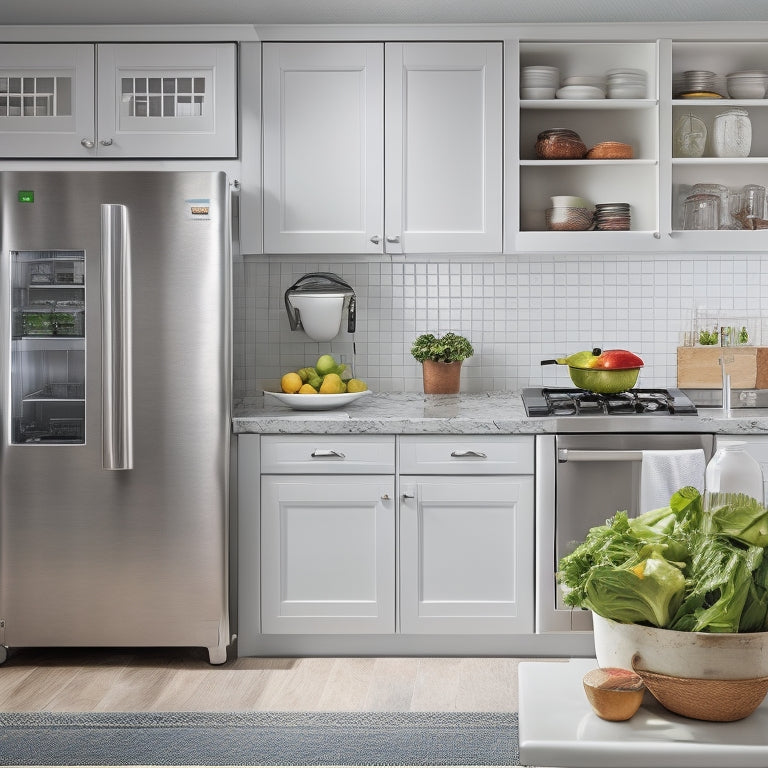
[232,252,766,400]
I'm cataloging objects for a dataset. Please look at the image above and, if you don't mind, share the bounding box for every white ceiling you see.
[4,0,768,26]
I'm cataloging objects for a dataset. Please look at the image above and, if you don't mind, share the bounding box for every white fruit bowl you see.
[264,389,371,411]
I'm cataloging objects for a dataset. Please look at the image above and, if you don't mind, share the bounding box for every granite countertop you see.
[233,392,768,435]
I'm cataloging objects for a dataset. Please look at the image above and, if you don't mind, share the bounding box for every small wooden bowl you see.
[583,667,645,721]
[586,141,633,159]
[535,136,587,159]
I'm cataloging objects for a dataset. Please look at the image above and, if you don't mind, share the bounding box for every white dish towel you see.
[640,449,706,512]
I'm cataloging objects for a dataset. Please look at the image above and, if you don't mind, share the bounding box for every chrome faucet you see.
[719,354,734,411]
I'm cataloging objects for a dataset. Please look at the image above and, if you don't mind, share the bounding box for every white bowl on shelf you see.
[521,86,556,99]
[556,85,605,100]
[550,195,592,209]
[726,72,768,99]
[607,84,647,99]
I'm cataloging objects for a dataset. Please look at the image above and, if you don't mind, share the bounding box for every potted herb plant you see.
[411,332,474,394]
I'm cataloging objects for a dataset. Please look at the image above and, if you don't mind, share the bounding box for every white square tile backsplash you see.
[233,253,764,399]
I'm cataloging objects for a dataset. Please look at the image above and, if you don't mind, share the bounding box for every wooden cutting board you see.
[677,346,768,388]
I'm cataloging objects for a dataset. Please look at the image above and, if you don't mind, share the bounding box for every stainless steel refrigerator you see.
[0,171,232,664]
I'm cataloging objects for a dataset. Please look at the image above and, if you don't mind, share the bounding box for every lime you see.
[316,354,338,376]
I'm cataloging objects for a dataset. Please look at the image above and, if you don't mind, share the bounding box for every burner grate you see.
[521,387,698,417]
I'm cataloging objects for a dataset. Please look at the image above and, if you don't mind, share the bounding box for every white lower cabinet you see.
[399,476,534,634]
[259,435,396,634]
[253,433,535,642]
[398,436,535,634]
[260,475,395,633]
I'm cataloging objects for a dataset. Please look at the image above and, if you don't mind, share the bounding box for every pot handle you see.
[541,359,559,366]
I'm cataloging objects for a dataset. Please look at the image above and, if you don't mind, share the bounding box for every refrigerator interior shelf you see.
[24,383,84,400]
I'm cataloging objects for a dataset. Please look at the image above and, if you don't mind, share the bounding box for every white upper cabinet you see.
[514,41,660,252]
[262,43,384,254]
[384,42,503,254]
[96,44,237,158]
[0,43,236,158]
[0,44,95,157]
[669,41,768,251]
[262,41,502,254]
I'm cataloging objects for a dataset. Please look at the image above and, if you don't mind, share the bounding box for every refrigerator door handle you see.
[101,204,133,470]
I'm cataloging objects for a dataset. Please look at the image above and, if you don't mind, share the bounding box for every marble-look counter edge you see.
[232,392,768,435]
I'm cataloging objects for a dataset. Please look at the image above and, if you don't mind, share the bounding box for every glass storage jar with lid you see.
[673,113,707,158]
[712,108,752,158]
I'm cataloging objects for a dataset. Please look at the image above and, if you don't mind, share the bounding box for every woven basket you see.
[633,656,768,721]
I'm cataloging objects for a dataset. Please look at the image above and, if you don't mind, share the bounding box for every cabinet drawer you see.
[261,435,395,474]
[399,435,534,475]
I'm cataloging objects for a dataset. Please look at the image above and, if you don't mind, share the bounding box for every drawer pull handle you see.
[402,492,415,499]
[450,450,487,459]
[310,449,346,459]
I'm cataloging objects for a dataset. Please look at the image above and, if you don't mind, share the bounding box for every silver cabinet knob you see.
[369,235,381,244]
[381,494,391,500]
[100,138,114,146]
[386,235,400,243]
[80,138,95,149]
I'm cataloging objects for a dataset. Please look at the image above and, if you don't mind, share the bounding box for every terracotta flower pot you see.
[422,359,463,394]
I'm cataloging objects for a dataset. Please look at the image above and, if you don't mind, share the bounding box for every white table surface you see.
[518,658,768,768]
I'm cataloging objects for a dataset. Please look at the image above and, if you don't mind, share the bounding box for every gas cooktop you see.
[521,387,699,417]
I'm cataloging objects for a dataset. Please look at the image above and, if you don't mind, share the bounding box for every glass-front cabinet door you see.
[96,43,237,158]
[10,250,86,444]
[0,44,95,157]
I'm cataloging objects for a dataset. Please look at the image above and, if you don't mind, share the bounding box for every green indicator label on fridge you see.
[17,190,34,203]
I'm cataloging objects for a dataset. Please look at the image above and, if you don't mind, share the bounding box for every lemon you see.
[316,354,339,376]
[346,379,368,393]
[281,372,302,393]
[319,372,344,394]
[298,383,318,394]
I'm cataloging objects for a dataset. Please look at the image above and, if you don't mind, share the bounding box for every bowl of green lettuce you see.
[558,486,768,678]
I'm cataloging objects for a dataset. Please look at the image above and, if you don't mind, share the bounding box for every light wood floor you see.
[0,647,564,713]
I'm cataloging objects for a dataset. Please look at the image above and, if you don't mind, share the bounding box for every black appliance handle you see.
[286,272,354,293]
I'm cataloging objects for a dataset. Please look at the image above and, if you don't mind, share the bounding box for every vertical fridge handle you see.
[101,204,133,470]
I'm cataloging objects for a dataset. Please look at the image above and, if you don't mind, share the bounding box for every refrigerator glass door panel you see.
[11,249,86,444]
[0,171,230,657]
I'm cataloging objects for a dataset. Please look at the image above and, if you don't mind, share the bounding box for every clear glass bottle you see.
[712,108,752,158]
[705,440,764,505]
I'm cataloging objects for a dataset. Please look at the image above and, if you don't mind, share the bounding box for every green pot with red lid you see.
[541,348,644,394]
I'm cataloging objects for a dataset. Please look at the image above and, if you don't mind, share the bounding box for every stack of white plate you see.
[726,71,768,99]
[606,68,647,99]
[521,65,559,99]
[678,69,718,96]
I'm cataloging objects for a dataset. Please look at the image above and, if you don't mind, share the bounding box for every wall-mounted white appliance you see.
[284,272,356,342]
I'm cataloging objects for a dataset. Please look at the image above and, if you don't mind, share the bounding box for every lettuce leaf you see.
[582,555,686,627]
[558,486,768,633]
[709,493,768,547]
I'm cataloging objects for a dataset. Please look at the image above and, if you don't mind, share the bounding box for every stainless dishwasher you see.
[521,387,715,633]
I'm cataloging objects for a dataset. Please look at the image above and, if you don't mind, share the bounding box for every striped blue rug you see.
[0,710,519,766]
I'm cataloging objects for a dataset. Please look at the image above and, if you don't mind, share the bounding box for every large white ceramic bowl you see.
[264,389,371,411]
[593,613,768,679]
